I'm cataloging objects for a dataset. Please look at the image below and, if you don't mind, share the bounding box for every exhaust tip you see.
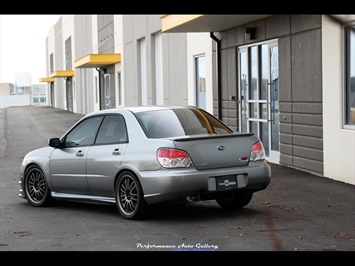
[186,195,200,203]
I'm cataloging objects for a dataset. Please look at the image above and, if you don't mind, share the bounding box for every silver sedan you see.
[19,106,271,220]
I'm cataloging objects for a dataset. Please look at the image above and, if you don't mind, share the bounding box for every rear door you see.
[86,114,128,196]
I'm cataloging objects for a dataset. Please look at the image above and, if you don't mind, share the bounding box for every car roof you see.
[84,105,196,117]
[125,105,192,113]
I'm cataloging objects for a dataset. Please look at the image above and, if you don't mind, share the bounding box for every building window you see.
[117,71,122,106]
[154,32,163,105]
[95,76,98,104]
[138,38,147,105]
[104,74,111,109]
[195,55,206,110]
[50,54,54,73]
[345,25,355,126]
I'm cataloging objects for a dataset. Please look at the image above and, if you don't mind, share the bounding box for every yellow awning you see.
[49,70,75,78]
[161,14,272,33]
[39,77,55,83]
[161,15,203,32]
[74,54,121,68]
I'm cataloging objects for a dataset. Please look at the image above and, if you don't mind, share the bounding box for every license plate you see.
[216,175,237,191]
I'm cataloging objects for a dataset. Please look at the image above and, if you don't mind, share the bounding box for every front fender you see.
[20,147,55,189]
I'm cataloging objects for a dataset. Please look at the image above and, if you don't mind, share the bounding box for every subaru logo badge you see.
[217,145,225,151]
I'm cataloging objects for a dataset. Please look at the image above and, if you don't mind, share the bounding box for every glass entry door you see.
[238,40,280,163]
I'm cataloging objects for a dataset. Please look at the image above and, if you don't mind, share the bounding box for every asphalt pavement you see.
[0,106,354,254]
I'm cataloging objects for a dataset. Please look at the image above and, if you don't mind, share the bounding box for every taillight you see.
[157,148,192,168]
[250,141,265,161]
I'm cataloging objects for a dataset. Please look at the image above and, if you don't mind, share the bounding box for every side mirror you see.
[48,138,61,148]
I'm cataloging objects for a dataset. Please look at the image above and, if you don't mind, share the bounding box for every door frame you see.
[237,39,280,163]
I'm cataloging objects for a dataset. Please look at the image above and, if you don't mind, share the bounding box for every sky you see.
[0,15,61,85]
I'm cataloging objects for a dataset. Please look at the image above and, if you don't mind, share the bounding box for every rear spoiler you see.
[171,132,255,142]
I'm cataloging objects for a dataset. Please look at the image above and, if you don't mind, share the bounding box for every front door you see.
[238,40,280,163]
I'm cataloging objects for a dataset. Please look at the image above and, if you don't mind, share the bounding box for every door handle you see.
[76,150,84,157]
[266,80,273,123]
[112,148,121,156]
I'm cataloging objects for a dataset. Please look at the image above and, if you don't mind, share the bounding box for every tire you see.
[24,165,55,207]
[216,191,253,210]
[115,171,149,220]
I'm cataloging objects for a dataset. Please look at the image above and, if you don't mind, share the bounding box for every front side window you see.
[345,25,355,126]
[65,116,103,147]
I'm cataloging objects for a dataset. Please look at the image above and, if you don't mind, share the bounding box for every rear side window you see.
[136,108,232,138]
[96,115,127,144]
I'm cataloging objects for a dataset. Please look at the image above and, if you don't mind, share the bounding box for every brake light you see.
[250,141,265,161]
[157,148,192,168]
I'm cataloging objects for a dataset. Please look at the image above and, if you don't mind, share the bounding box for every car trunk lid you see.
[171,133,257,170]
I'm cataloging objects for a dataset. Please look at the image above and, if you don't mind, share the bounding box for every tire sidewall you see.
[24,165,51,207]
[115,171,148,220]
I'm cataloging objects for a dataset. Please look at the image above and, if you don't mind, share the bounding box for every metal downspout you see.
[96,68,102,110]
[210,32,222,120]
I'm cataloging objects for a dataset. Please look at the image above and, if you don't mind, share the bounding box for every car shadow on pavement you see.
[33,198,263,222]
[139,200,262,221]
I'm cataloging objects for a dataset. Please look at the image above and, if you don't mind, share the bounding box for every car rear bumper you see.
[139,161,271,204]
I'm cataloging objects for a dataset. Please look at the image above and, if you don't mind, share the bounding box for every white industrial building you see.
[41,15,354,185]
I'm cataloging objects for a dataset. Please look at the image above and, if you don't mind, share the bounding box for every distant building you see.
[0,81,31,108]
[0,83,14,96]
[15,72,32,95]
[32,83,47,106]
[0,75,46,107]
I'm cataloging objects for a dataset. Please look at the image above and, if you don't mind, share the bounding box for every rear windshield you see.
[136,108,233,138]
